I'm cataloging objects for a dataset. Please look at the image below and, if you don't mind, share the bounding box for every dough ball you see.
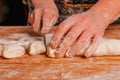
[3,44,25,58]
[29,41,46,55]
[47,45,56,58]
[0,44,3,56]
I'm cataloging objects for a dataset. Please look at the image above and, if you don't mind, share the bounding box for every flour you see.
[4,70,21,78]
[47,38,120,57]
[29,41,46,55]
[88,58,94,62]
[0,33,43,48]
[0,33,45,58]
[3,44,25,58]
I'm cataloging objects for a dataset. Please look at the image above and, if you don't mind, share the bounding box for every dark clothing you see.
[0,0,27,26]
[56,0,120,24]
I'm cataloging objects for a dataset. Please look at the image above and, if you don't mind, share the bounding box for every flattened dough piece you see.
[29,41,46,55]
[47,45,56,57]
[0,33,44,49]
[3,44,25,58]
[46,33,120,57]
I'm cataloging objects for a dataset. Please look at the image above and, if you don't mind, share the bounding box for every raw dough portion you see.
[47,45,56,57]
[0,44,3,56]
[0,33,45,58]
[29,41,46,55]
[92,39,120,56]
[3,44,25,58]
[0,33,43,49]
[45,33,54,45]
[46,33,120,57]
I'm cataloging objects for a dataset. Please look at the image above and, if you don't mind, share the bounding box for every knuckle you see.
[79,36,88,44]
[55,13,59,19]
[81,39,86,44]
[59,23,66,28]
[43,8,55,13]
[43,8,49,13]
[35,8,41,12]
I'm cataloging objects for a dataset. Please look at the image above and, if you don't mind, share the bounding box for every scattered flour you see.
[4,70,21,78]
[0,33,43,49]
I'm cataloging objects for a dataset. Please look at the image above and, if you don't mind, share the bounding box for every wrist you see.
[31,0,54,8]
[88,9,110,29]
[89,0,120,27]
[86,10,109,29]
[89,9,120,27]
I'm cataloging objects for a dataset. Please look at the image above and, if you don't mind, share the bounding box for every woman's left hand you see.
[50,11,108,58]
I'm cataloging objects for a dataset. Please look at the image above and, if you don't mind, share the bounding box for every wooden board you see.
[0,25,120,80]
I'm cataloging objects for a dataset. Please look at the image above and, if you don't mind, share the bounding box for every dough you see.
[0,33,45,58]
[2,44,25,58]
[29,41,46,55]
[0,33,43,49]
[46,33,120,57]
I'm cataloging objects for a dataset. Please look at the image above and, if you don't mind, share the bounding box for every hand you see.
[50,11,108,58]
[28,0,59,34]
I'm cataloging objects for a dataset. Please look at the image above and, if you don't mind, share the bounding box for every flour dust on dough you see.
[46,33,120,58]
[0,33,43,49]
[29,41,46,55]
[2,44,25,58]
[0,33,46,58]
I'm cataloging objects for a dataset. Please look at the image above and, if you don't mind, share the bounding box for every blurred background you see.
[0,0,28,26]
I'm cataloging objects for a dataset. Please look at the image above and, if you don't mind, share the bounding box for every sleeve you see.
[22,0,34,13]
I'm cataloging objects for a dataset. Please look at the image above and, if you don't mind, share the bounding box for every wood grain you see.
[0,25,120,80]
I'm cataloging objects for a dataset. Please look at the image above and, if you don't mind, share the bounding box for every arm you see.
[90,0,120,26]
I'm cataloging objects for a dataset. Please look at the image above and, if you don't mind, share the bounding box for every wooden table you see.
[0,25,120,80]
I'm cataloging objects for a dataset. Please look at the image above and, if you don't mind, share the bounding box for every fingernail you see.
[55,53,60,58]
[50,40,57,49]
[41,28,49,34]
[65,53,71,57]
[65,53,73,58]
[85,52,91,58]
[55,53,64,58]
[33,28,38,33]
[65,51,73,58]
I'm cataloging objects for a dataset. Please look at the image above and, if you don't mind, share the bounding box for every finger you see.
[84,36,102,57]
[28,13,34,25]
[41,9,58,33]
[32,9,42,33]
[50,15,77,49]
[66,31,92,57]
[55,24,85,58]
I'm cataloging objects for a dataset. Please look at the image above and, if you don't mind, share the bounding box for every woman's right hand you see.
[28,0,59,34]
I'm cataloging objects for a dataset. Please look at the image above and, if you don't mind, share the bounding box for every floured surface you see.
[0,33,43,49]
[0,26,120,79]
[0,55,120,80]
[0,27,46,58]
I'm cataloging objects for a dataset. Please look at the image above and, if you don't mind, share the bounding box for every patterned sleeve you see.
[22,0,120,24]
[22,0,34,13]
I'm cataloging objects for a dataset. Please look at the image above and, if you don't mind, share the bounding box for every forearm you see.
[31,0,55,8]
[90,0,120,26]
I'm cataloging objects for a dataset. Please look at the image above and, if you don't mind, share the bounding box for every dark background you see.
[0,0,27,26]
